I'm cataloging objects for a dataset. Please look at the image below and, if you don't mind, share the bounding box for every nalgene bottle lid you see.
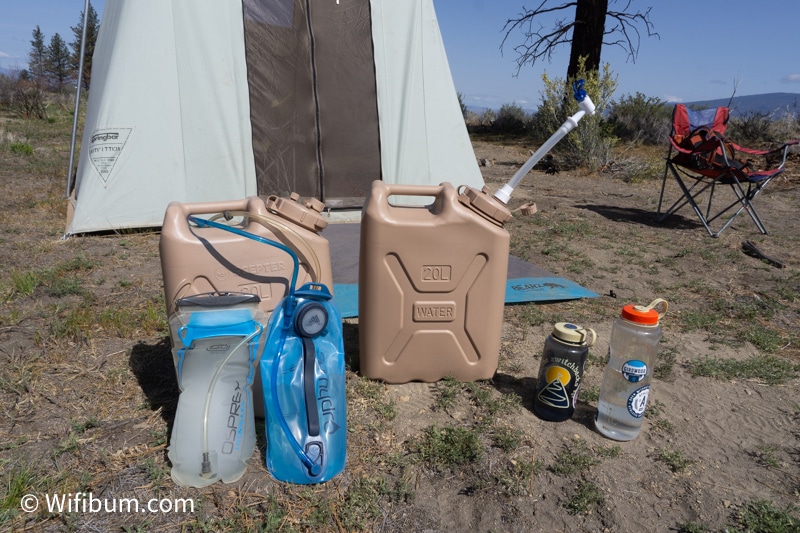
[552,322,596,346]
[621,298,668,325]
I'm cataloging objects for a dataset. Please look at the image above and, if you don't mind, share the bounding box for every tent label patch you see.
[88,128,132,184]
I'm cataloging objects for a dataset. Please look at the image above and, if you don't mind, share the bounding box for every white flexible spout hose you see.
[493,82,596,205]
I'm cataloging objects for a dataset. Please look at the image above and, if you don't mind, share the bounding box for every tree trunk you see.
[567,0,608,80]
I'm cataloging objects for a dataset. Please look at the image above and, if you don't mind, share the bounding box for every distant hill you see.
[684,93,800,119]
[467,92,800,119]
[0,66,23,78]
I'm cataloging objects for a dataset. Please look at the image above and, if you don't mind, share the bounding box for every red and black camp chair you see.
[657,104,797,237]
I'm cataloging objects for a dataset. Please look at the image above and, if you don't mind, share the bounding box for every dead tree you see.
[501,0,658,80]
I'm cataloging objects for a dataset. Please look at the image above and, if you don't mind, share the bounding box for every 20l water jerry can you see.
[159,194,333,318]
[160,194,334,418]
[167,292,266,488]
[359,181,512,382]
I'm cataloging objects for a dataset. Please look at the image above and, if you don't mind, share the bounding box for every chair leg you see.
[657,163,718,237]
[728,180,770,235]
[658,164,699,220]
[657,156,671,216]
[697,179,771,236]
[658,160,779,237]
[707,201,749,237]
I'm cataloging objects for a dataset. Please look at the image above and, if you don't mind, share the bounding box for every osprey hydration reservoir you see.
[167,292,265,487]
[261,282,346,483]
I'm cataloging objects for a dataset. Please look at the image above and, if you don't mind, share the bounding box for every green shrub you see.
[532,58,618,171]
[608,92,671,144]
[735,499,799,532]
[9,143,34,155]
[457,91,468,119]
[728,111,774,143]
[418,425,483,467]
[493,102,529,134]
[768,110,800,142]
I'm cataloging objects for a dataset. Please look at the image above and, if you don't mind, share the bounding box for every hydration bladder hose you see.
[199,326,262,477]
[493,80,596,205]
[188,215,324,478]
[208,210,323,286]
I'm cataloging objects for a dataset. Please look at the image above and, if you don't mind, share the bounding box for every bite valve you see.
[201,452,213,477]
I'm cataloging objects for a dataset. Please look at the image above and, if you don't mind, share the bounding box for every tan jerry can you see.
[358,181,511,383]
[159,194,333,319]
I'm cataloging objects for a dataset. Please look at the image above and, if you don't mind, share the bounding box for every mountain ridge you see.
[467,92,800,118]
[685,92,799,118]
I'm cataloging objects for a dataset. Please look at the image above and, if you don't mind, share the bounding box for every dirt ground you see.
[2,131,800,532]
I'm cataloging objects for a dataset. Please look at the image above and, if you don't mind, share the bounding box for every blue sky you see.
[1,0,798,109]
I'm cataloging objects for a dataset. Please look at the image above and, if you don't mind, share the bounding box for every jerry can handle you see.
[379,183,445,198]
[370,180,458,214]
[168,197,251,218]
[372,180,456,201]
[162,197,267,239]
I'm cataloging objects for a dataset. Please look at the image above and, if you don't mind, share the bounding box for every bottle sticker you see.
[536,365,572,409]
[627,385,650,418]
[622,360,647,382]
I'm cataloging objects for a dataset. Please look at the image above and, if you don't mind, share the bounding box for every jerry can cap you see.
[621,298,668,325]
[264,193,328,233]
[553,322,596,346]
[457,185,512,226]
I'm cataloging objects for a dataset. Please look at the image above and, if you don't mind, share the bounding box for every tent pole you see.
[66,0,90,199]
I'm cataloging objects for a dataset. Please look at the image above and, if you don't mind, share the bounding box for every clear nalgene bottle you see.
[595,299,667,441]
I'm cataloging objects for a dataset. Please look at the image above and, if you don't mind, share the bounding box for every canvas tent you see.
[66,0,484,235]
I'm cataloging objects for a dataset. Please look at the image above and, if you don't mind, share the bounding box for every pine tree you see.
[28,26,47,87]
[46,33,72,92]
[71,2,100,90]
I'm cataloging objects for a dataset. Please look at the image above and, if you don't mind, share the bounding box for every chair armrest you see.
[732,139,798,156]
[732,140,798,170]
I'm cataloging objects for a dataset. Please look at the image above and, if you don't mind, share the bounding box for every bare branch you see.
[501,1,579,75]
[603,6,659,63]
[501,0,659,78]
[726,77,741,108]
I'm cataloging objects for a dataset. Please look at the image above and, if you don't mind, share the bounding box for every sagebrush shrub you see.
[608,92,671,145]
[493,102,529,134]
[728,111,774,144]
[532,58,618,171]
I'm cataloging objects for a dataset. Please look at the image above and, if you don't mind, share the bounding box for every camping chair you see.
[657,104,797,237]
